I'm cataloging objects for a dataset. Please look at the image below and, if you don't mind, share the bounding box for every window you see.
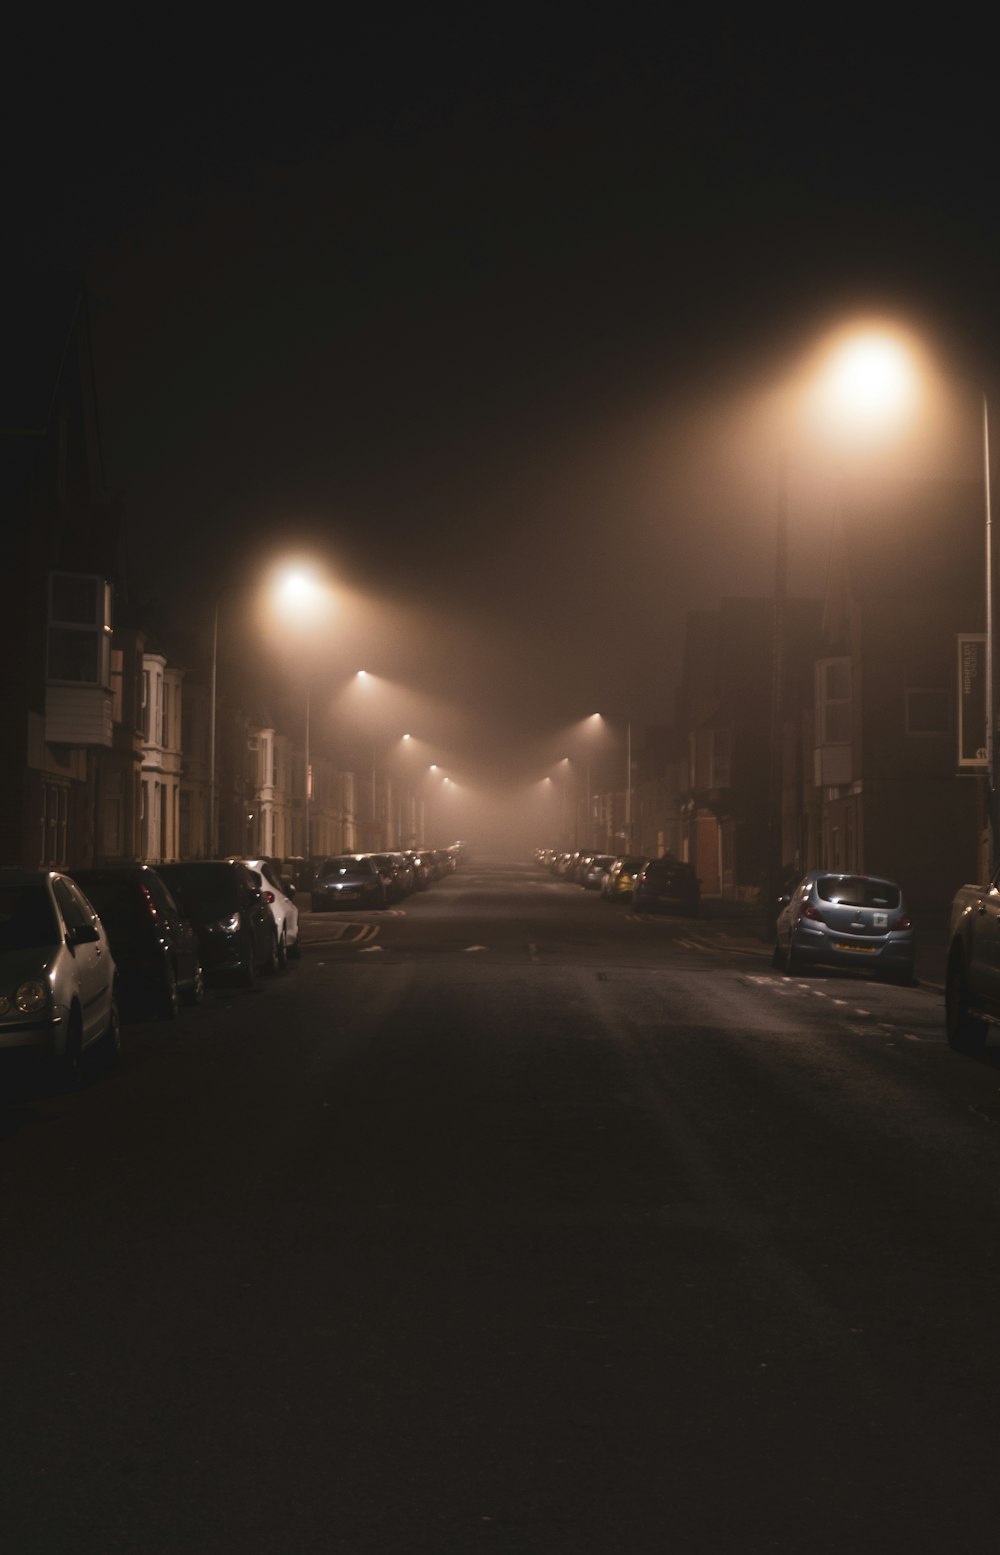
[47,572,112,686]
[111,649,124,724]
[816,657,852,744]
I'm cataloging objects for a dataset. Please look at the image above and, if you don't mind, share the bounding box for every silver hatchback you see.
[0,868,121,1082]
[773,871,915,982]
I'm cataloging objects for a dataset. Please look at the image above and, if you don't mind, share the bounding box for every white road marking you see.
[463,945,488,953]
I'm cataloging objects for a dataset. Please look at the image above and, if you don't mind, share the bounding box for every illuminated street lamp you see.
[267,562,335,863]
[770,321,996,902]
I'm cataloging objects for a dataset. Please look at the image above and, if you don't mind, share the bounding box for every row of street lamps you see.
[208,568,456,859]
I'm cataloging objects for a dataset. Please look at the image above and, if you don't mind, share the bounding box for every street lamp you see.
[268,562,335,864]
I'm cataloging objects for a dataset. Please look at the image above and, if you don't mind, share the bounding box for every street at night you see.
[3,860,1000,1553]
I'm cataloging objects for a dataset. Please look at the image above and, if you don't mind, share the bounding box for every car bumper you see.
[791,926,914,968]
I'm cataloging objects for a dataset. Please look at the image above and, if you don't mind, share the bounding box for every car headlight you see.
[15,980,49,1014]
[214,913,241,933]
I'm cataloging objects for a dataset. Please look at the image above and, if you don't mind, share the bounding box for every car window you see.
[70,873,139,938]
[0,881,60,951]
[816,876,901,909]
[159,865,239,915]
[52,877,87,932]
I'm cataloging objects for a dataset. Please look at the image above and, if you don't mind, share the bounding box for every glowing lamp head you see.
[806,320,923,447]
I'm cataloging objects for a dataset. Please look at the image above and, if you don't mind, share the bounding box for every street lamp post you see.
[981,391,996,872]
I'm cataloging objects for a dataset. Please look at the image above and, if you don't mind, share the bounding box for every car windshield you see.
[816,876,901,910]
[158,865,240,917]
[320,858,370,879]
[0,881,60,951]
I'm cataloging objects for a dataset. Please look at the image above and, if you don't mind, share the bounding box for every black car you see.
[157,861,277,985]
[70,864,204,1019]
[634,857,701,915]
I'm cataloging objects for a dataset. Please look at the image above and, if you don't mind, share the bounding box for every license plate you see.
[835,942,876,953]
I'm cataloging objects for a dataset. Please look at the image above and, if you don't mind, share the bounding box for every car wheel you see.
[946,954,988,1054]
[162,960,180,1020]
[102,996,123,1071]
[786,939,805,975]
[184,965,205,1006]
[239,931,256,987]
[56,1007,84,1092]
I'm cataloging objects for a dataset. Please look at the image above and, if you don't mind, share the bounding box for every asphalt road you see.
[3,861,1000,1554]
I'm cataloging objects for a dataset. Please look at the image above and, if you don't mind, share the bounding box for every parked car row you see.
[535,849,702,915]
[0,856,307,1085]
[311,848,456,911]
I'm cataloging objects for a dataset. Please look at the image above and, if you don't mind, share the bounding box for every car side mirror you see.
[777,892,792,909]
[68,923,100,947]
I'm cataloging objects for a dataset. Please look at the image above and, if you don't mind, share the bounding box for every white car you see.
[0,868,121,1085]
[232,859,300,968]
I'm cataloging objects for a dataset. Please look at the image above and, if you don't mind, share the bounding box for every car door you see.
[149,873,199,988]
[53,876,113,1046]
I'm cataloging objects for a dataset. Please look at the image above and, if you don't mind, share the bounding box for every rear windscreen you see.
[816,877,900,909]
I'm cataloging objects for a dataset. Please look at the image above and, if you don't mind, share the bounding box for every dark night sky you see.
[13,17,1000,804]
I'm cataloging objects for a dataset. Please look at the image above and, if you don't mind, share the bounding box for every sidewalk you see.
[696,898,949,991]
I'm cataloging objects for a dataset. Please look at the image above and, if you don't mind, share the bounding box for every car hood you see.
[0,946,56,988]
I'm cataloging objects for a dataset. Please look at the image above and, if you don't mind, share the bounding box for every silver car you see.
[773,871,915,982]
[0,868,121,1083]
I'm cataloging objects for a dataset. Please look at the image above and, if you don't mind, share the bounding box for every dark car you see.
[370,853,406,901]
[70,864,204,1019]
[312,855,387,911]
[634,857,701,915]
[157,861,277,985]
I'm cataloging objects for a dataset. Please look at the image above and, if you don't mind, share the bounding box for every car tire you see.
[162,960,180,1020]
[102,996,122,1071]
[946,954,988,1054]
[239,931,256,987]
[56,1007,84,1092]
[786,939,805,976]
[184,966,205,1006]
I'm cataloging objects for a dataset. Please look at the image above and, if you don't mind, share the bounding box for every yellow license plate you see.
[836,942,876,952]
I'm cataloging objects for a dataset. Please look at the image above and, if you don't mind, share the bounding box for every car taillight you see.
[801,903,825,922]
[264,891,275,903]
[896,914,912,930]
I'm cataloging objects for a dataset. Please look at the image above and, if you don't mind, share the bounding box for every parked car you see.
[405,850,432,890]
[157,861,278,985]
[370,853,408,901]
[230,858,300,968]
[312,855,387,911]
[0,867,120,1084]
[773,871,914,981]
[602,856,648,901]
[582,854,616,890]
[70,864,203,1018]
[634,857,701,915]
